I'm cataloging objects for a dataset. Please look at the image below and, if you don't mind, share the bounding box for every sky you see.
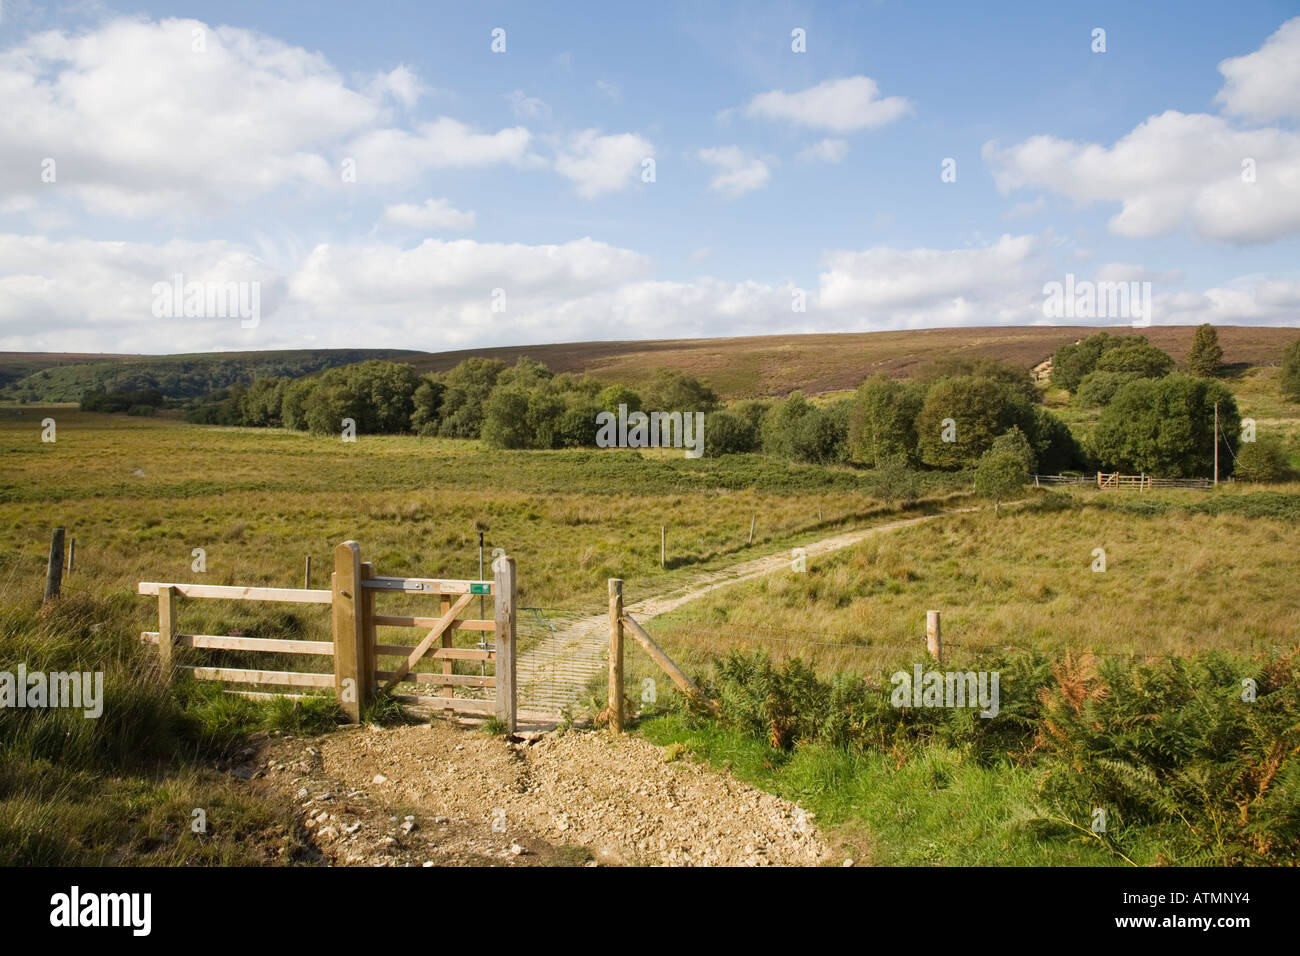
[0,0,1298,354]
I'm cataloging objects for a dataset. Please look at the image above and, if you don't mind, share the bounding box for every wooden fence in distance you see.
[139,540,517,731]
[1032,473,1214,491]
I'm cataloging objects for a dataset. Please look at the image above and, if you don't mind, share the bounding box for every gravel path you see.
[250,722,838,867]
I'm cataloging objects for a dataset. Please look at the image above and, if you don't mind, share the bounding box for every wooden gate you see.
[139,540,517,731]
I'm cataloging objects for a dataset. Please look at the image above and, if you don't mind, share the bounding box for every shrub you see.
[703,410,760,457]
[1234,433,1292,482]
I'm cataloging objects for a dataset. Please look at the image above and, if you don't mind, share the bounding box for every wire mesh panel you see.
[514,606,607,719]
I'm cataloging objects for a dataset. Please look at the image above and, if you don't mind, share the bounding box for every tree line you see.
[97,326,1283,485]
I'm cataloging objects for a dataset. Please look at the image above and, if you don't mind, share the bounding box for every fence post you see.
[67,537,75,574]
[661,525,666,568]
[44,528,65,601]
[304,555,312,589]
[608,578,624,733]
[493,556,517,733]
[158,585,177,682]
[331,540,367,724]
[926,610,942,663]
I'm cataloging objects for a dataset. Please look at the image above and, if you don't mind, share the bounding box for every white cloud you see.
[345,116,535,185]
[366,65,425,108]
[507,90,551,122]
[0,17,537,216]
[818,235,1047,318]
[796,138,849,163]
[554,130,652,199]
[4,231,1296,353]
[698,147,770,197]
[1156,276,1300,327]
[1215,17,1300,121]
[0,233,288,352]
[984,111,1300,244]
[738,76,911,132]
[595,80,622,101]
[381,198,475,231]
[1093,262,1183,285]
[984,20,1300,245]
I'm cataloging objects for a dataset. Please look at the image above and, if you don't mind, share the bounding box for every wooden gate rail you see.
[138,540,517,730]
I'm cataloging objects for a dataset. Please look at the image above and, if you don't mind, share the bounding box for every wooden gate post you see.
[44,528,65,601]
[608,578,624,732]
[158,584,177,681]
[493,555,517,733]
[926,610,943,663]
[331,541,368,724]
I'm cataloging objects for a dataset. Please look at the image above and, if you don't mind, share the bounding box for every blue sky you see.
[0,0,1297,353]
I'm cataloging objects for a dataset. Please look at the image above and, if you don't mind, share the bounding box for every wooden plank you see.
[158,584,176,682]
[362,577,491,595]
[381,591,475,692]
[376,671,496,688]
[139,632,333,655]
[331,541,366,723]
[440,593,453,706]
[374,645,495,661]
[181,666,334,688]
[390,694,496,714]
[494,555,517,733]
[622,612,719,717]
[608,578,624,732]
[372,615,494,631]
[138,582,332,604]
[224,690,314,701]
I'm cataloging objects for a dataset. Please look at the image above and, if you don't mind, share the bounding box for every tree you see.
[1050,332,1148,392]
[1030,405,1090,473]
[410,377,446,435]
[480,387,531,449]
[1089,374,1241,477]
[1076,370,1141,408]
[848,374,923,466]
[915,375,1036,469]
[1280,337,1300,403]
[1094,343,1175,379]
[1234,433,1291,482]
[641,369,719,413]
[1187,324,1224,377]
[868,454,920,506]
[975,440,1030,513]
[437,357,506,438]
[761,393,844,464]
[597,383,641,414]
[921,357,1038,405]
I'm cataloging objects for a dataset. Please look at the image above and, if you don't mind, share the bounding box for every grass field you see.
[3,342,1298,867]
